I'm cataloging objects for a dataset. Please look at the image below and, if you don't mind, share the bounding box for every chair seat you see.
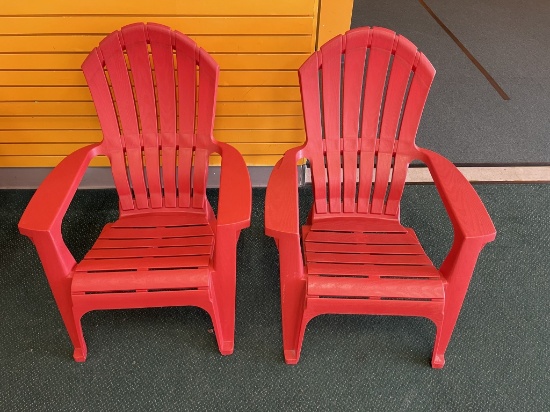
[72,212,214,295]
[302,218,445,301]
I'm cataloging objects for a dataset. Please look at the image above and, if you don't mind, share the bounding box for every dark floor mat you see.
[1,185,548,411]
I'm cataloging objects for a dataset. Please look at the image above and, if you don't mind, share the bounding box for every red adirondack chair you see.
[18,23,251,361]
[265,27,496,368]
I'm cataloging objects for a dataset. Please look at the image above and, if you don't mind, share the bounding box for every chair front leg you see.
[28,231,86,361]
[211,225,240,355]
[432,237,487,368]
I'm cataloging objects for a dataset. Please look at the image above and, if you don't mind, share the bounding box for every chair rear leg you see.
[71,308,88,362]
[431,324,446,368]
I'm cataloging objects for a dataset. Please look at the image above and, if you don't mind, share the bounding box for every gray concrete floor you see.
[352,0,550,164]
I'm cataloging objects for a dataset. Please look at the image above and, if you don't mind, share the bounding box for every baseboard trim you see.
[0,165,548,189]
[303,166,550,184]
[0,166,275,189]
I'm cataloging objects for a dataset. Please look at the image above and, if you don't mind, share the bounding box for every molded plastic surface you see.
[19,23,251,361]
[265,27,496,368]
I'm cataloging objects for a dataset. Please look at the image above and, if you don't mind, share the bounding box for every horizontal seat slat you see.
[76,255,210,272]
[111,214,209,228]
[306,262,441,278]
[94,236,213,249]
[310,218,407,233]
[305,242,424,255]
[305,230,418,245]
[306,251,432,266]
[307,276,445,299]
[104,225,213,239]
[85,245,212,259]
[72,268,209,294]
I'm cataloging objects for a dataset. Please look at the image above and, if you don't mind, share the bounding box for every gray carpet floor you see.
[352,0,550,164]
[1,185,549,411]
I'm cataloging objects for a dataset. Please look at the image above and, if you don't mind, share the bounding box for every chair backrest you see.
[299,27,436,217]
[82,23,219,212]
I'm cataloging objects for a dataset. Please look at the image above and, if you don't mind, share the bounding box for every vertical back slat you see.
[385,53,435,215]
[193,49,219,209]
[82,49,134,210]
[174,32,197,208]
[100,32,149,209]
[299,54,327,214]
[321,36,344,213]
[121,24,162,209]
[148,24,178,207]
[370,35,416,214]
[342,30,369,213]
[356,28,394,213]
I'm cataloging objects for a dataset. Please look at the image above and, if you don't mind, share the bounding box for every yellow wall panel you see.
[0,53,309,71]
[0,70,298,87]
[0,86,302,102]
[1,101,303,116]
[0,155,111,167]
[219,71,299,87]
[2,1,316,16]
[0,130,103,144]
[0,35,312,53]
[0,154,285,167]
[217,116,305,130]
[1,142,298,157]
[1,116,101,130]
[215,130,305,144]
[0,129,305,144]
[316,0,354,47]
[217,87,301,102]
[0,17,314,35]
[0,87,92,102]
[0,115,305,131]
[0,0,353,168]
[213,54,309,71]
[1,143,86,156]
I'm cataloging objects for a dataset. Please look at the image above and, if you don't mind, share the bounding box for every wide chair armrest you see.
[216,142,251,230]
[265,146,305,239]
[18,143,102,279]
[417,148,496,244]
[19,143,102,237]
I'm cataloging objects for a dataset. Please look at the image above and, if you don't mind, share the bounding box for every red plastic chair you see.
[265,27,496,368]
[18,23,251,362]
